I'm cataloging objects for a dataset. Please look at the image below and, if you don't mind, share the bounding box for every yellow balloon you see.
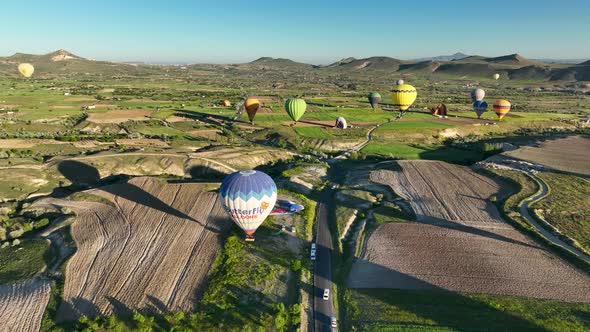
[391,83,417,111]
[18,63,34,78]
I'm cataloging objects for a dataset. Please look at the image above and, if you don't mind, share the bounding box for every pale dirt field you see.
[348,160,590,302]
[87,110,153,123]
[505,136,590,176]
[115,138,169,147]
[0,279,52,332]
[0,139,68,148]
[33,177,230,321]
[348,223,590,302]
[48,105,76,109]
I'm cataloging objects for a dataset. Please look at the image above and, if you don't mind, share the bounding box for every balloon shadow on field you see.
[55,160,226,231]
[344,260,555,332]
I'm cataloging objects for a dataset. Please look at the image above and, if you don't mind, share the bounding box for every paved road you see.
[313,190,336,332]
[520,172,590,263]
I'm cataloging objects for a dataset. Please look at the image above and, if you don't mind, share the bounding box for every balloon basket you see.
[245,235,255,242]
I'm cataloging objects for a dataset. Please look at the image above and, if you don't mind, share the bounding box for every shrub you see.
[290,259,302,272]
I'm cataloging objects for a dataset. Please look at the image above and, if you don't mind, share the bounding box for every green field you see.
[534,172,590,251]
[0,238,50,283]
[345,288,590,332]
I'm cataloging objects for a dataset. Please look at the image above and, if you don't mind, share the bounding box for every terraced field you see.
[34,177,230,321]
[348,160,590,302]
[0,279,52,332]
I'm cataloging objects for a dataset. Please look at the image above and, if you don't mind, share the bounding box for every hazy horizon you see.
[2,0,590,64]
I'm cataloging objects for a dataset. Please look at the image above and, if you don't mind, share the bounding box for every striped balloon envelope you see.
[219,170,277,241]
[473,100,488,118]
[285,98,307,122]
[493,100,511,119]
[391,84,417,111]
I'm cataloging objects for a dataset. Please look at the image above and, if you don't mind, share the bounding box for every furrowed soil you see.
[0,279,52,332]
[505,136,590,176]
[34,177,230,321]
[348,160,590,302]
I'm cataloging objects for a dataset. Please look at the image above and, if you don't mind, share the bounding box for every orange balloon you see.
[244,97,260,122]
[493,100,511,119]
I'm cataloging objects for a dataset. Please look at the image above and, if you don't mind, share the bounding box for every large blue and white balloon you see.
[219,170,277,239]
[473,100,488,119]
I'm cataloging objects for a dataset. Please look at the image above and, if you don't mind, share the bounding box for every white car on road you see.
[331,317,337,328]
[323,288,330,300]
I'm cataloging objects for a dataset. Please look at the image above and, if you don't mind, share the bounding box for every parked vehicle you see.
[331,317,337,328]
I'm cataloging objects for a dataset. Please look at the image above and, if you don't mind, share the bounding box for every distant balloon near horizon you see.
[473,100,488,118]
[391,83,417,111]
[493,73,500,80]
[244,97,260,123]
[335,116,347,129]
[219,170,277,241]
[18,63,34,78]
[493,99,511,119]
[285,98,307,122]
[396,79,404,85]
[367,92,381,110]
[471,88,485,101]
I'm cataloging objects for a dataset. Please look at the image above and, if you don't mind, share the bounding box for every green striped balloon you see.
[285,98,307,122]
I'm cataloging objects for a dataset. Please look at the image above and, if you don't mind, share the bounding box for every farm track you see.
[348,160,590,302]
[32,177,230,321]
[520,172,590,264]
[0,279,52,332]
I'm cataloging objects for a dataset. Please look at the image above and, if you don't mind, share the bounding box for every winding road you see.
[519,172,590,264]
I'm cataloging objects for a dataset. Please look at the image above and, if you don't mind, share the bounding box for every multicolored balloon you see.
[367,92,381,110]
[473,100,488,118]
[471,88,485,101]
[493,73,500,80]
[18,63,34,78]
[391,83,417,111]
[219,170,277,241]
[285,98,306,122]
[493,100,511,119]
[244,97,260,123]
[335,117,347,129]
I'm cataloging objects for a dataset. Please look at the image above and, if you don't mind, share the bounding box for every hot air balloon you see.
[493,100,511,119]
[285,98,306,122]
[367,92,381,110]
[396,79,405,85]
[391,84,417,112]
[472,100,488,118]
[471,88,485,101]
[493,73,500,80]
[430,103,447,117]
[219,170,277,241]
[18,63,34,78]
[244,97,260,123]
[335,117,347,129]
[223,100,232,107]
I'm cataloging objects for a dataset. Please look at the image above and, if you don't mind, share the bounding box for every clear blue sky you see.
[1,0,589,64]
